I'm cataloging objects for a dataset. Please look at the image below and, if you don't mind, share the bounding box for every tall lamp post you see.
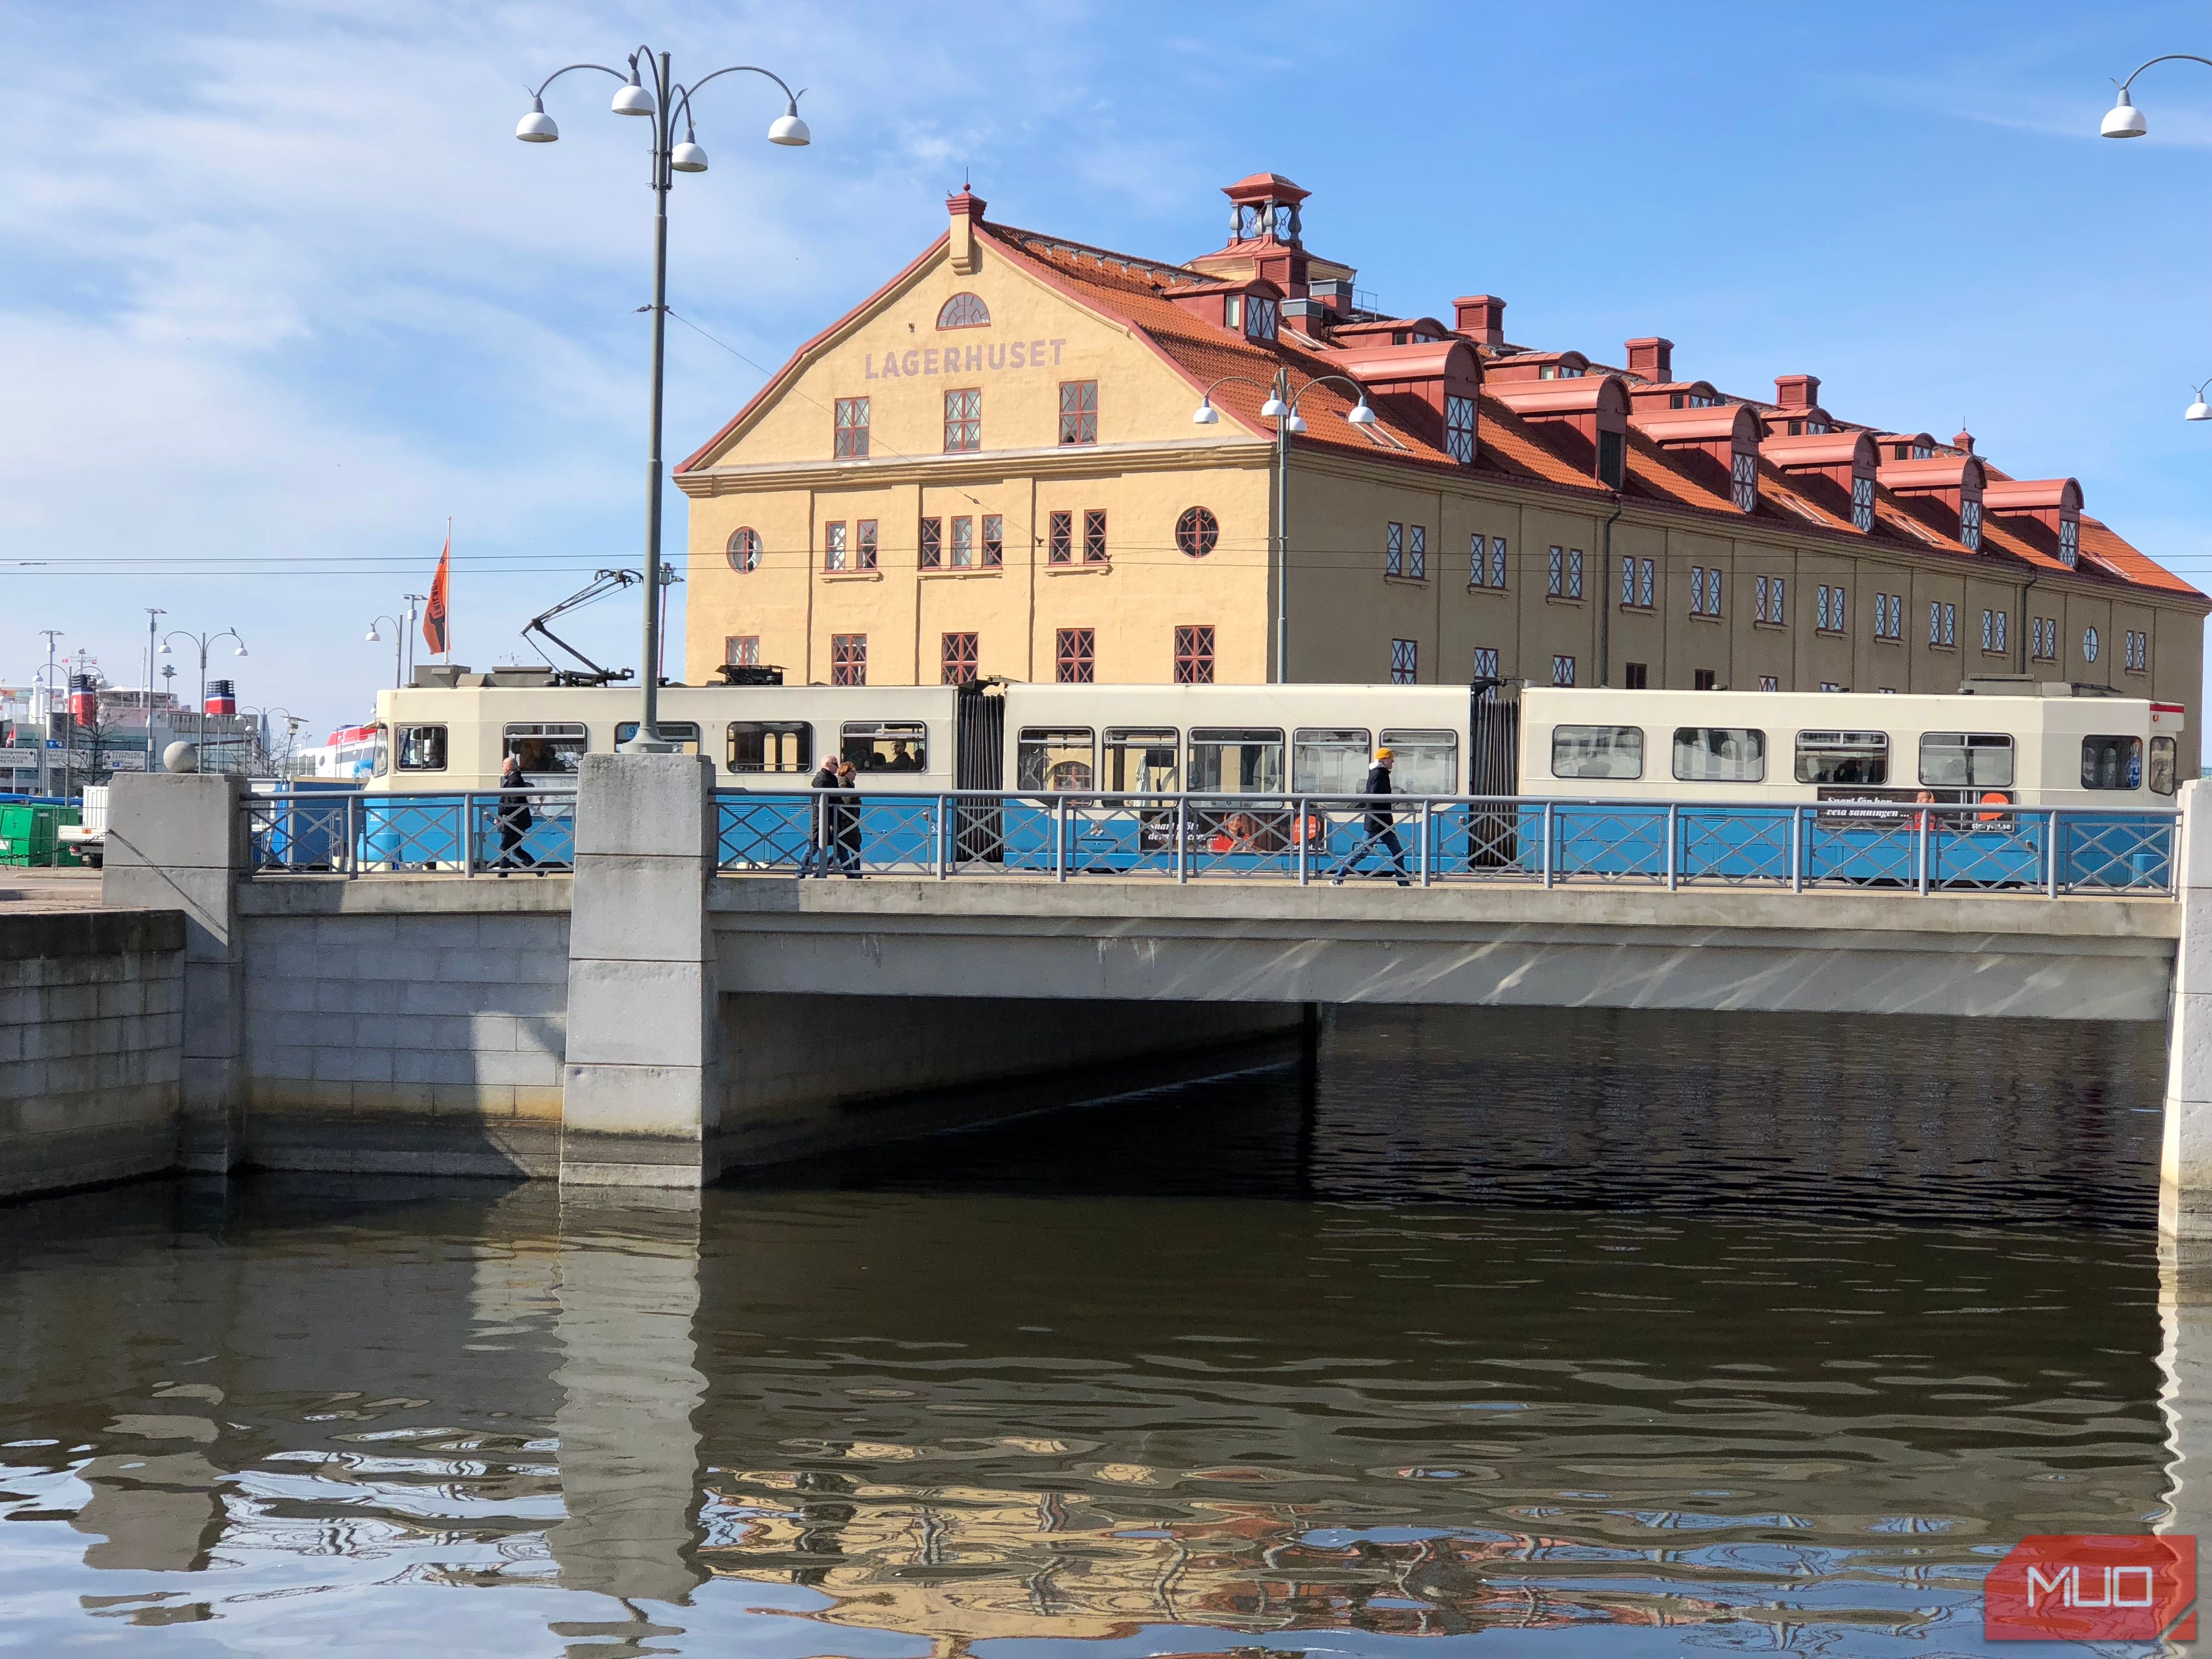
[365,613,408,690]
[35,628,60,799]
[1192,370,1378,682]
[142,607,166,772]
[158,629,248,755]
[400,593,426,687]
[2101,58,2212,424]
[516,46,810,748]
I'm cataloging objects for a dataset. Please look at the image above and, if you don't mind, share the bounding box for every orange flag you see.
[422,529,451,658]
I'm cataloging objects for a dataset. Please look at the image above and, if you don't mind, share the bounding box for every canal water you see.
[0,1006,2176,1656]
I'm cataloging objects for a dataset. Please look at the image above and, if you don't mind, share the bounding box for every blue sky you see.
[6,0,2212,739]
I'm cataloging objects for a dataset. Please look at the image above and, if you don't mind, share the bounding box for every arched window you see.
[726,527,761,573]
[936,292,991,330]
[1176,507,1219,558]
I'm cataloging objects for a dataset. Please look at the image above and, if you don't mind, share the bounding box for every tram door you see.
[1468,680,1521,867]
[953,684,1005,862]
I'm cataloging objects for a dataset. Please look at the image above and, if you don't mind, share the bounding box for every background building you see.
[678,175,2206,771]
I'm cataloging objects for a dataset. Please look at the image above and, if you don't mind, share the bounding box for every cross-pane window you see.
[725,635,759,667]
[1758,675,1779,692]
[1390,639,1418,685]
[1551,654,1577,687]
[834,397,870,459]
[1408,525,1426,580]
[1444,394,1476,464]
[1058,381,1098,446]
[1173,625,1215,685]
[1083,509,1108,563]
[941,631,979,686]
[1048,511,1072,564]
[857,519,878,569]
[1959,498,1982,550]
[1473,647,1499,679]
[1730,450,1757,512]
[1622,557,1635,606]
[824,521,848,572]
[1548,545,1563,596]
[1943,603,1956,646]
[1639,558,1655,607]
[949,516,974,567]
[1568,549,1584,598]
[919,517,943,569]
[943,388,981,453]
[831,634,867,686]
[1490,537,1507,589]
[1471,533,1488,586]
[1056,628,1095,684]
[1755,574,1768,620]
[1850,476,1874,532]
[983,514,1003,566]
[1691,567,1707,616]
[1386,522,1403,577]
[2059,518,2079,567]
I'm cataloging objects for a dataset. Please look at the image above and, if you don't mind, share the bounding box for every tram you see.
[309,673,2179,887]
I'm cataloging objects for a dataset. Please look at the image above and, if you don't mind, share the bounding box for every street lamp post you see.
[517,45,810,748]
[143,607,165,772]
[2100,57,2212,424]
[1191,370,1378,682]
[365,614,408,691]
[157,629,248,760]
[35,628,60,799]
[401,594,426,687]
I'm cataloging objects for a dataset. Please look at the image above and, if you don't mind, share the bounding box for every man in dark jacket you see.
[794,755,842,878]
[1330,747,1410,885]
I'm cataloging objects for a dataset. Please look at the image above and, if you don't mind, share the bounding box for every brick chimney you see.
[948,188,987,275]
[1774,374,1821,410]
[1624,337,1673,382]
[1953,428,1974,455]
[1454,295,1506,348]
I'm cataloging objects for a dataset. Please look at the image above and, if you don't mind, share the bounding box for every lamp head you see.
[365,626,380,643]
[156,640,171,655]
[1259,394,1289,419]
[2188,383,2212,422]
[515,94,558,143]
[768,99,810,146]
[2102,86,2147,138]
[1346,397,1378,427]
[1283,413,1308,435]
[612,66,655,117]
[1192,398,1220,426]
[670,122,709,172]
[233,642,247,658]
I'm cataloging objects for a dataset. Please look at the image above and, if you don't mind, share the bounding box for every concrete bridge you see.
[4,755,2204,1229]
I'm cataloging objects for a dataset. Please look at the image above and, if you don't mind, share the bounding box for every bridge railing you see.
[238,788,2180,896]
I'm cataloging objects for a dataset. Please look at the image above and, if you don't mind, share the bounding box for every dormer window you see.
[1444,394,1477,464]
[1539,364,1556,380]
[1391,331,1407,345]
[1669,392,1716,409]
[1850,476,1874,532]
[2058,517,2079,568]
[1224,294,1243,330]
[1246,296,1278,343]
[1959,498,1983,551]
[1892,442,1934,461]
[1729,450,1757,512]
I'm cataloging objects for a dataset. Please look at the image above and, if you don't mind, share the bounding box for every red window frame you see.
[1048,511,1073,565]
[831,634,867,687]
[725,635,759,667]
[1176,507,1219,557]
[1083,509,1108,563]
[1055,627,1095,684]
[919,517,943,569]
[940,631,979,686]
[856,519,878,569]
[1173,625,1215,685]
[982,514,1005,566]
[1390,639,1417,685]
[1058,381,1098,446]
[944,388,981,453]
[834,397,870,459]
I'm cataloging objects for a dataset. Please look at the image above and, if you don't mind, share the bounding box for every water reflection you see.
[0,1005,2183,1655]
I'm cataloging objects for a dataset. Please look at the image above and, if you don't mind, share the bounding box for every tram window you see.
[1794,731,1888,786]
[1189,727,1284,793]
[1672,727,1765,784]
[503,722,588,776]
[1017,727,1096,792]
[1293,729,1371,793]
[842,721,929,772]
[2152,735,2178,795]
[1550,725,1643,780]
[2081,735,2143,792]
[392,724,448,771]
[727,720,811,774]
[614,720,702,755]
[372,724,391,779]
[1105,727,1178,793]
[1380,729,1458,794]
[1918,732,2013,789]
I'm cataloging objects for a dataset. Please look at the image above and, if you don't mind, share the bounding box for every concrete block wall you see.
[0,910,185,1198]
[240,909,569,1177]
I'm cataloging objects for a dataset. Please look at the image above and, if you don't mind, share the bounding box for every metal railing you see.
[240,789,2181,897]
[242,788,577,877]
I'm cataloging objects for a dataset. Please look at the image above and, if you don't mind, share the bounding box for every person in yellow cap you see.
[1330,746,1410,885]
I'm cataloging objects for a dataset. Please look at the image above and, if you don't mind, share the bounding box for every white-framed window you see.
[2058,517,2079,568]
[1390,639,1418,685]
[1850,475,1875,532]
[1959,498,1983,551]
[1758,674,1779,692]
[1491,537,1508,589]
[1568,548,1584,598]
[1408,524,1426,580]
[1548,545,1564,596]
[1551,654,1577,686]
[1730,449,1757,512]
[1473,646,1500,679]
[1444,394,1477,464]
[2083,625,2100,664]
[1385,521,1403,577]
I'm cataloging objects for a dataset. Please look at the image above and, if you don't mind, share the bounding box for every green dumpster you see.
[0,804,60,866]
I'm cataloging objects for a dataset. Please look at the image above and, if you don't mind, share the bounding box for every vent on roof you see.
[1624,337,1673,382]
[1453,295,1506,348]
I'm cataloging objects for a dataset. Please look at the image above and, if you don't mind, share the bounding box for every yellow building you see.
[677,173,2206,770]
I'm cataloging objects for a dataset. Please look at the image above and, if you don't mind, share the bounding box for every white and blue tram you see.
[315,675,2181,885]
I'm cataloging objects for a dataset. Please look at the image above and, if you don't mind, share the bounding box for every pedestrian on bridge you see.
[1330,747,1410,887]
[492,750,537,877]
[832,757,865,878]
[795,755,842,879]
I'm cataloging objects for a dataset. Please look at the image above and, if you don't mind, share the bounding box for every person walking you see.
[832,757,865,878]
[493,749,537,876]
[1331,746,1409,885]
[795,754,842,878]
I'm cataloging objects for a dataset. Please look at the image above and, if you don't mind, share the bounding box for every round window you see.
[2083,625,2100,663]
[1176,506,1220,558]
[727,527,761,573]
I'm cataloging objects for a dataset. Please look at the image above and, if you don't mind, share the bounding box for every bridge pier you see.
[2166,782,2212,1238]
